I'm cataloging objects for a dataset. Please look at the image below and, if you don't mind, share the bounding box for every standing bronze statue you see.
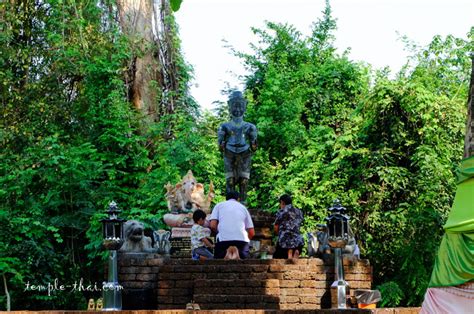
[218,91,257,203]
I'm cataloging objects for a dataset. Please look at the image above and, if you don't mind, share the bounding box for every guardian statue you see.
[217,91,257,202]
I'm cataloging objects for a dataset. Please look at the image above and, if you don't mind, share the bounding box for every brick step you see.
[193,286,280,296]
[253,216,275,223]
[118,256,373,310]
[194,278,276,288]
[249,209,275,228]
[193,294,280,310]
[194,294,280,304]
[7,308,421,313]
[201,303,279,310]
[253,227,272,239]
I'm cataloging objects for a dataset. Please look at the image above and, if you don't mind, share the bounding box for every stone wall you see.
[118,254,372,310]
[7,309,421,313]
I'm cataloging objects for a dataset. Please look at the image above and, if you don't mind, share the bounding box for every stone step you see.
[193,295,280,310]
[254,227,272,239]
[194,278,275,288]
[7,308,421,313]
[249,209,275,227]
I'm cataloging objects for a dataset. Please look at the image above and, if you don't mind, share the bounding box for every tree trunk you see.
[116,0,179,124]
[158,0,179,115]
[2,274,10,311]
[464,56,474,158]
[116,0,161,122]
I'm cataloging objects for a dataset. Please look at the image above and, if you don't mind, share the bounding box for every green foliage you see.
[238,2,470,307]
[377,281,405,307]
[0,0,200,309]
[239,2,370,216]
[0,0,471,310]
[352,73,465,304]
[170,0,184,12]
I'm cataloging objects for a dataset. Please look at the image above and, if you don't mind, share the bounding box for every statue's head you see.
[228,91,247,118]
[123,220,145,242]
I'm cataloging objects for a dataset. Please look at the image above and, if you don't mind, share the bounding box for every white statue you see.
[163,170,215,228]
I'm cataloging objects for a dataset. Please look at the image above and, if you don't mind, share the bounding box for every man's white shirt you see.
[210,199,254,242]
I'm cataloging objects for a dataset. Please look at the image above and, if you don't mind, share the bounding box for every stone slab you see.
[171,227,191,238]
[170,237,191,257]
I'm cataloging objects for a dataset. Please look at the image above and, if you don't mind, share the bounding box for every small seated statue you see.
[153,230,171,255]
[120,220,154,253]
[120,220,172,255]
[307,224,357,258]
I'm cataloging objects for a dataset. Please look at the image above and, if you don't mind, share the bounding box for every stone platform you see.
[118,254,372,311]
[4,309,421,313]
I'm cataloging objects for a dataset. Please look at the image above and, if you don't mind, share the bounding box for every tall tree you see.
[116,0,188,124]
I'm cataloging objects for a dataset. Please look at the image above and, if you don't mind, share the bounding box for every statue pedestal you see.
[171,227,191,238]
[169,227,192,258]
[163,213,193,228]
[169,237,191,257]
[164,214,213,258]
[249,209,275,257]
[164,210,273,258]
[169,227,191,257]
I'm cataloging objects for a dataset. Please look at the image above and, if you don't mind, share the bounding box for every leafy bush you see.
[238,2,470,306]
[377,281,405,307]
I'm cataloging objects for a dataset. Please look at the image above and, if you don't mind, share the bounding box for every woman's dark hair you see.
[279,194,292,205]
[226,191,240,201]
[193,209,207,223]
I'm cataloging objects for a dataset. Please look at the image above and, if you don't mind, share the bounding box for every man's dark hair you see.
[226,191,240,201]
[279,194,292,205]
[193,209,207,223]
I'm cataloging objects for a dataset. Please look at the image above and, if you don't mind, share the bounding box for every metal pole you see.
[108,250,118,282]
[103,250,122,310]
[331,247,348,309]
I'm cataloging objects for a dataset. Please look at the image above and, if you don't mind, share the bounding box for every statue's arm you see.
[217,124,227,151]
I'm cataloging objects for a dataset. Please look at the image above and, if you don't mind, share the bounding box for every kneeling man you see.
[210,191,255,259]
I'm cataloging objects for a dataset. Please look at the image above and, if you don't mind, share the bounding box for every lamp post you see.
[325,199,350,309]
[101,201,125,311]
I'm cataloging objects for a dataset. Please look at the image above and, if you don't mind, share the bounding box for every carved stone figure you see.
[87,299,95,311]
[217,91,257,202]
[307,228,330,257]
[165,182,186,213]
[163,170,214,228]
[153,230,171,255]
[164,170,214,214]
[95,298,103,311]
[307,224,356,258]
[120,220,154,253]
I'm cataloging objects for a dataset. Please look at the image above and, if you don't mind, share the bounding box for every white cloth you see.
[210,199,254,242]
[190,224,211,250]
[421,282,474,314]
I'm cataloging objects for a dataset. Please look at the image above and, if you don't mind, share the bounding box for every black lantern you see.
[325,199,351,309]
[101,201,125,251]
[101,201,125,310]
[325,199,350,249]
